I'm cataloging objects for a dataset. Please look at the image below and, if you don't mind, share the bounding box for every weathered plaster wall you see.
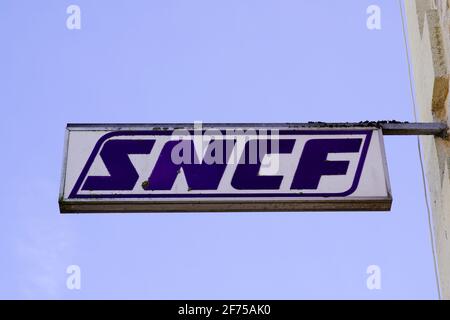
[405,0,450,299]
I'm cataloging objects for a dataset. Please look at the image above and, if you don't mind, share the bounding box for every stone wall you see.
[405,0,450,299]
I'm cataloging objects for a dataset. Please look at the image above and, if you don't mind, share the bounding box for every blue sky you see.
[0,0,439,299]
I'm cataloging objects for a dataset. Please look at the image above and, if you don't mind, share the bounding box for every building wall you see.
[405,0,450,299]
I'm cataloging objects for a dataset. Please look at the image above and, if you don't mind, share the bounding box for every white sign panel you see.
[59,124,392,213]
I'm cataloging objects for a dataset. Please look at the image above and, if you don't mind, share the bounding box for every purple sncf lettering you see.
[291,138,362,190]
[82,139,155,191]
[144,140,234,190]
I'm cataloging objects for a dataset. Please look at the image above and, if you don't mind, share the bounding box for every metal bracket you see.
[286,121,449,138]
[67,121,449,138]
[377,122,448,138]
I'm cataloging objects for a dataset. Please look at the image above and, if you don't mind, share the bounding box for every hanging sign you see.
[59,123,392,213]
